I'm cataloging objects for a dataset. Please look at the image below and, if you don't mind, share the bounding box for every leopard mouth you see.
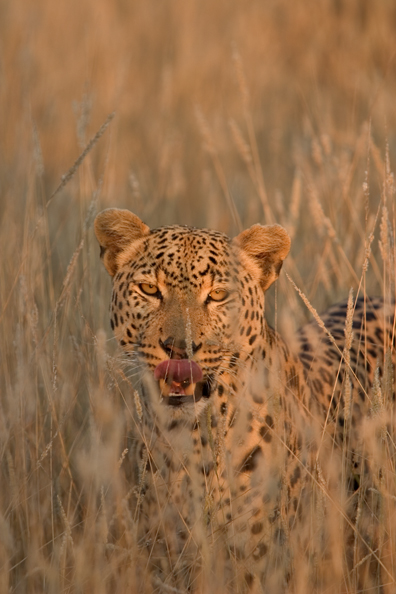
[159,379,212,406]
[154,360,212,407]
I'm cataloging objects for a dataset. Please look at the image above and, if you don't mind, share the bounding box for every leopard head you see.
[95,208,290,421]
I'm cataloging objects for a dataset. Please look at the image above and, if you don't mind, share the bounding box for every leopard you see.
[94,208,396,593]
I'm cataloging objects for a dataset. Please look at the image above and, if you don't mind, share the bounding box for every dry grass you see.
[1,0,396,591]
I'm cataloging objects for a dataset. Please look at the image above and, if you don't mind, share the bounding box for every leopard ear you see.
[94,208,150,276]
[233,224,291,291]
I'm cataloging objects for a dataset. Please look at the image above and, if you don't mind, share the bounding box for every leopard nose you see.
[159,337,202,359]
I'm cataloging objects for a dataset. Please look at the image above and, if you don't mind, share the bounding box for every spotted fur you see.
[95,208,395,591]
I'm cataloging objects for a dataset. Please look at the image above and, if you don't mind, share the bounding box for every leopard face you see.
[94,208,290,424]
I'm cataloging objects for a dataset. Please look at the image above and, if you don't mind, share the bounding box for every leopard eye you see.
[208,289,229,302]
[140,283,160,296]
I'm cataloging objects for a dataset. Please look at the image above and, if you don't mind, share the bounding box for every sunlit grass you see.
[1,0,396,591]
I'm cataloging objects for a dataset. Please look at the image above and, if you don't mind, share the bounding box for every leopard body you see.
[95,209,395,591]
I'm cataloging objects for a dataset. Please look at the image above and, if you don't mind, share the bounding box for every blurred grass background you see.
[1,0,396,592]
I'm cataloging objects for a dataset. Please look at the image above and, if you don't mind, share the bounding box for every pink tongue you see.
[154,360,203,384]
